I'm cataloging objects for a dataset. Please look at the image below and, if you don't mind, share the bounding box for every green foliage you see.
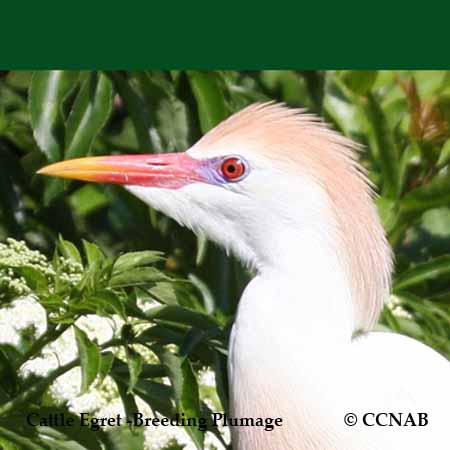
[0,70,449,449]
[0,238,227,449]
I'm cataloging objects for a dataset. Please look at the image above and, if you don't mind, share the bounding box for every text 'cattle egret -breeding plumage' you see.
[39,103,450,450]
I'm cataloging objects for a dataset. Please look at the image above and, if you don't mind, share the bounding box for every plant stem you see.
[0,358,79,417]
[0,426,51,450]
[0,337,125,417]
[14,323,71,370]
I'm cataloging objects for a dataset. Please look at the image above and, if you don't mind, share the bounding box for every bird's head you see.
[38,103,392,331]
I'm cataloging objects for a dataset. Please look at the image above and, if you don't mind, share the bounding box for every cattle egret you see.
[39,103,449,449]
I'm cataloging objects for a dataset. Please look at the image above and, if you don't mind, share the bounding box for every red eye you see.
[221,157,247,181]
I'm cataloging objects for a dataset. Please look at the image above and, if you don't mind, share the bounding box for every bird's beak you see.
[37,153,208,189]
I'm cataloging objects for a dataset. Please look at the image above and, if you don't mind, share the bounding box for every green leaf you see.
[0,426,45,450]
[113,361,167,379]
[381,305,401,332]
[179,327,206,358]
[104,426,144,450]
[97,352,114,386]
[43,179,67,206]
[69,185,109,217]
[39,294,65,311]
[113,377,140,421]
[133,379,175,417]
[136,324,185,347]
[363,93,400,199]
[88,290,126,320]
[0,347,19,397]
[145,305,219,330]
[437,138,450,168]
[38,425,104,450]
[58,236,82,265]
[0,437,21,450]
[153,96,190,151]
[113,251,164,274]
[144,280,202,309]
[140,363,167,378]
[414,71,448,98]
[397,142,422,195]
[82,240,105,268]
[323,75,365,137]
[260,70,314,108]
[212,352,229,413]
[339,70,378,96]
[199,402,228,447]
[195,235,208,266]
[401,175,450,215]
[125,347,143,394]
[29,70,79,161]
[395,293,450,353]
[0,151,21,236]
[427,291,450,305]
[108,72,155,152]
[188,273,215,313]
[396,315,425,338]
[110,267,168,288]
[147,282,179,305]
[420,207,450,244]
[112,371,175,418]
[74,326,101,393]
[394,255,450,291]
[134,71,190,151]
[153,345,204,449]
[65,72,113,160]
[16,267,48,293]
[197,247,247,316]
[23,406,108,450]
[376,197,398,234]
[187,71,228,132]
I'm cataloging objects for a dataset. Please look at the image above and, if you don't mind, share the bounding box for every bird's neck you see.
[229,234,379,450]
[230,229,355,402]
[229,235,355,444]
[244,225,355,343]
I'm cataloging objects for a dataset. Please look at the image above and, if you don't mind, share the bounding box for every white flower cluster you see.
[0,238,82,300]
[386,295,413,319]
[57,256,83,285]
[0,239,227,449]
[0,297,227,450]
[0,296,47,347]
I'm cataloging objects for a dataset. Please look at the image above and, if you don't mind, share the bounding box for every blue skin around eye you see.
[198,156,248,185]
